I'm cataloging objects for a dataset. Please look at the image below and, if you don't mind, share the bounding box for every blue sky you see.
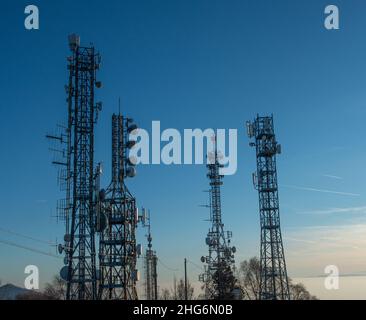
[1,0,366,298]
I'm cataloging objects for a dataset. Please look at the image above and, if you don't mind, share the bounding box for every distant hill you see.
[0,284,30,300]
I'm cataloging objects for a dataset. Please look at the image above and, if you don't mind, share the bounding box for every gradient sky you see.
[1,0,366,299]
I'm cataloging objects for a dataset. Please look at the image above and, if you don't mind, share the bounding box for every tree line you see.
[15,257,317,300]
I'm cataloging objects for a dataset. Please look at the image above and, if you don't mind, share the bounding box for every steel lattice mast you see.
[98,113,140,300]
[142,209,158,300]
[247,115,290,300]
[48,35,102,300]
[199,143,237,300]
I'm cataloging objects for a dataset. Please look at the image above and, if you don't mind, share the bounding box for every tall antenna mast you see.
[199,137,237,300]
[48,34,102,300]
[98,111,141,300]
[247,115,290,300]
[142,209,158,300]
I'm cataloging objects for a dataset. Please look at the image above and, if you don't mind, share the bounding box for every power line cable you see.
[0,227,56,246]
[0,238,61,259]
[158,258,180,272]
[187,258,204,271]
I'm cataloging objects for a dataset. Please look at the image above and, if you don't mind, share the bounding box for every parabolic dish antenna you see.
[60,266,68,281]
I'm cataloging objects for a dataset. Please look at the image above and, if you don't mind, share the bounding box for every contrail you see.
[283,236,316,244]
[322,174,343,180]
[282,184,360,197]
[298,206,366,215]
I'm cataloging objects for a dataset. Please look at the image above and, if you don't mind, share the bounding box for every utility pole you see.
[184,258,188,300]
[153,255,158,300]
[173,276,177,300]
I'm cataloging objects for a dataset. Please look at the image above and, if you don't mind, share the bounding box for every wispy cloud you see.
[298,206,366,215]
[322,174,343,180]
[284,223,366,278]
[283,236,317,244]
[282,184,360,197]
